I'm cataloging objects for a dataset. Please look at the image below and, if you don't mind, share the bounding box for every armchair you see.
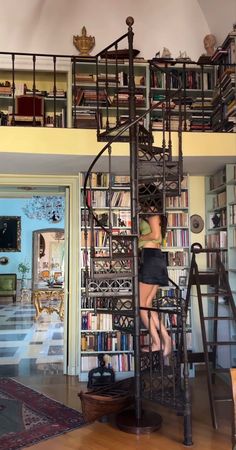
[8,95,44,126]
[0,273,17,302]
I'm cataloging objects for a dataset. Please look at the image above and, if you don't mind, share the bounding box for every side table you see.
[32,288,64,321]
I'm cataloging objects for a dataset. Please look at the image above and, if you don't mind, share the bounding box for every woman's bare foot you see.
[141,344,160,353]
[163,336,172,357]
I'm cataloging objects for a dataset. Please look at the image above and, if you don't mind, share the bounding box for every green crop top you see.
[138,219,162,249]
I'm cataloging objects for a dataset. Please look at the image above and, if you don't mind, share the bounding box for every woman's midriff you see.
[141,241,161,249]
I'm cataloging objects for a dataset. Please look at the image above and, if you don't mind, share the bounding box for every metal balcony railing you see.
[0,52,234,132]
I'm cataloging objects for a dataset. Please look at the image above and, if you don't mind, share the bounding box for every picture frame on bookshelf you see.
[179,275,187,287]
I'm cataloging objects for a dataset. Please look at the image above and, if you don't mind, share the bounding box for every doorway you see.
[0,176,79,377]
[32,228,65,289]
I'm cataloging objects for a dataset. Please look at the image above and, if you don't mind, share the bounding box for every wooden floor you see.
[15,369,232,450]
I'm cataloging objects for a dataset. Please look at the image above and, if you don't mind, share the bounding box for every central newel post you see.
[116,17,162,434]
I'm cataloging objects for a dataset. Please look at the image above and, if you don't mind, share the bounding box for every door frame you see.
[0,174,80,376]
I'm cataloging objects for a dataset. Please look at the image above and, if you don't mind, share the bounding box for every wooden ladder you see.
[185,243,236,429]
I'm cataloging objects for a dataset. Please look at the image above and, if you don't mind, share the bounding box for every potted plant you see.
[18,261,30,289]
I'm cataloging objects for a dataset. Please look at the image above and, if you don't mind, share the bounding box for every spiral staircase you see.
[82,17,192,445]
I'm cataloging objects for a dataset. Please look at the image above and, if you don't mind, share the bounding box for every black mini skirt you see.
[138,248,169,286]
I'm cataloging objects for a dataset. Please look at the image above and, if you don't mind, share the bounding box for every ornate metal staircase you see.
[82,17,192,445]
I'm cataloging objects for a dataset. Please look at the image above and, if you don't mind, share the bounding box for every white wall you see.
[0,0,212,60]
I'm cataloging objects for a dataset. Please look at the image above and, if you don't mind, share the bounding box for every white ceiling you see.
[0,152,235,177]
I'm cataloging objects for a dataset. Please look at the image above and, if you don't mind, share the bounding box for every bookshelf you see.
[149,61,214,132]
[79,173,193,379]
[162,175,192,355]
[211,27,236,132]
[205,164,236,367]
[72,59,148,129]
[205,166,228,268]
[79,172,134,381]
[0,67,69,127]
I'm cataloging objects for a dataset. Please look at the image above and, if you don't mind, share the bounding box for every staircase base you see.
[116,409,162,434]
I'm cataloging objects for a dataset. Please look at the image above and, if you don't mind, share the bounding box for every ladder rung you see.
[214,396,232,402]
[206,341,236,345]
[211,368,230,374]
[203,316,234,320]
[200,292,229,297]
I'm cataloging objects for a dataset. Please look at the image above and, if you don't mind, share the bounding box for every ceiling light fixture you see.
[23,196,65,223]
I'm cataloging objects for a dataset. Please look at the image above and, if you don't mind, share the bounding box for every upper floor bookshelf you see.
[211,27,236,132]
[0,30,235,133]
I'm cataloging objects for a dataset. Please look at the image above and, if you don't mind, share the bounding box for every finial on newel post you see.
[126,16,134,30]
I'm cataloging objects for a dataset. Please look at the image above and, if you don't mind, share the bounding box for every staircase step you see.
[87,291,133,298]
[92,254,133,261]
[90,272,132,280]
[86,276,133,298]
[139,144,170,156]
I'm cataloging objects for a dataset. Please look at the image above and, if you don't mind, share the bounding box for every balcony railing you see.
[0,51,235,133]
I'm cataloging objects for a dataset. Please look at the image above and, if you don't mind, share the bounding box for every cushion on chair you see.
[0,278,14,290]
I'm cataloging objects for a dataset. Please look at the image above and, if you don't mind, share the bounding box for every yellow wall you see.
[0,128,235,157]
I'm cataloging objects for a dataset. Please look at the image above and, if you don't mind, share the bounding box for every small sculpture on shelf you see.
[176,50,192,62]
[161,47,172,59]
[198,34,217,63]
[211,213,221,229]
[73,26,95,57]
[154,47,173,61]
[203,34,217,57]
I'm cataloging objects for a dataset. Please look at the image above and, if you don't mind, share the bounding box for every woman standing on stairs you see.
[138,184,171,355]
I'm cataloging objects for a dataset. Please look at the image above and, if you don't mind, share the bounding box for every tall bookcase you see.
[205,164,236,367]
[78,173,193,380]
[164,175,192,352]
[79,172,133,381]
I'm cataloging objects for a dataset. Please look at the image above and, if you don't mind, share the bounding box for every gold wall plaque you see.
[73,26,95,56]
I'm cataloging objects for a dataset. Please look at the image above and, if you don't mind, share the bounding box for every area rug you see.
[0,377,85,450]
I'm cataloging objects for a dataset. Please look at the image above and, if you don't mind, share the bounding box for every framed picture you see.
[0,216,21,252]
[179,275,187,287]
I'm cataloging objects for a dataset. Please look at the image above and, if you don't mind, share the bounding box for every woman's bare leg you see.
[145,285,172,356]
[139,282,160,351]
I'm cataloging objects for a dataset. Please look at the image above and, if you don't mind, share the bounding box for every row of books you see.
[212,190,227,208]
[164,229,189,248]
[81,331,133,352]
[85,190,131,207]
[81,172,109,187]
[167,212,189,227]
[206,231,227,249]
[150,69,213,91]
[209,168,226,190]
[207,251,228,269]
[81,173,131,188]
[81,210,131,228]
[164,250,189,267]
[81,353,134,372]
[81,312,113,331]
[166,190,188,208]
[229,204,236,225]
[81,295,114,309]
[167,268,188,286]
